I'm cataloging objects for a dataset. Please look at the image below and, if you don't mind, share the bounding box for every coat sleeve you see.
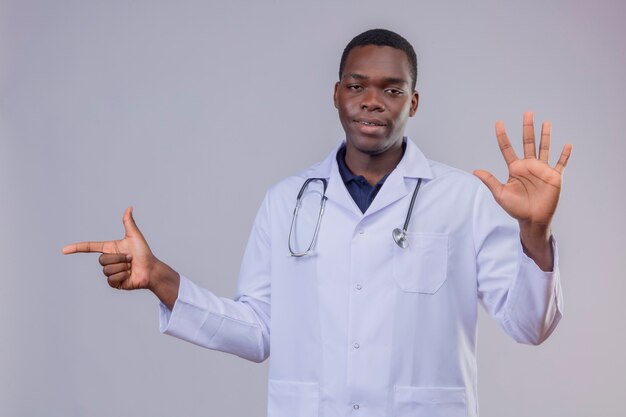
[158,193,272,363]
[473,184,563,345]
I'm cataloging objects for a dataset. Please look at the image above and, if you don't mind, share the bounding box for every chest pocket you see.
[392,232,449,294]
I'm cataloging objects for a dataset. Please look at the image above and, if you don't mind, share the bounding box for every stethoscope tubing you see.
[401,177,422,234]
[289,176,422,256]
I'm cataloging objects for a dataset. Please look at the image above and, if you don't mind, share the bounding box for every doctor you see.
[63,29,572,417]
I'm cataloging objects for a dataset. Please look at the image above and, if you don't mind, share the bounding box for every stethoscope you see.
[288,177,423,257]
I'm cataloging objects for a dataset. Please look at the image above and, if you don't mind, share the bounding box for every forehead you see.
[342,45,411,82]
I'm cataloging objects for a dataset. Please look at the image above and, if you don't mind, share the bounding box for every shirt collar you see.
[335,145,359,184]
[336,142,407,187]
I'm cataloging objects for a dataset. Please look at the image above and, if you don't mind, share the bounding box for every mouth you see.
[354,119,387,127]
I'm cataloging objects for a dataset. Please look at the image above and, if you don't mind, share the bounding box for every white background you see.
[1,0,624,416]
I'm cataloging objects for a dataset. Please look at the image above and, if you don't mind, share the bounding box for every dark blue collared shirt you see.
[336,143,405,213]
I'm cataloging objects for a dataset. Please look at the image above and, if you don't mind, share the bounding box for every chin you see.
[349,135,398,156]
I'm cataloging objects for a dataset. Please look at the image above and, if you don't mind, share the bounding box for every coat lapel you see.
[306,138,434,219]
[364,138,434,217]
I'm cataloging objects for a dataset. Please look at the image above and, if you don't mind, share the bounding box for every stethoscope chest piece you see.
[392,177,422,249]
[392,228,409,249]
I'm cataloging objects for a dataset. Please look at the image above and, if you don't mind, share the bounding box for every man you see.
[63,29,572,416]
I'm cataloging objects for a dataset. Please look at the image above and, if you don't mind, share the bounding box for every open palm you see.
[474,112,572,227]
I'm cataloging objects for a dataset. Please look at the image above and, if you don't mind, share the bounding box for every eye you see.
[385,88,404,96]
[347,84,363,92]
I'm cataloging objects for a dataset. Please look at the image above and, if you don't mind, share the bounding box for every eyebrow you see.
[346,72,408,85]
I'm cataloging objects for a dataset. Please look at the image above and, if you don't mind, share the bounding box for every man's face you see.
[334,45,418,156]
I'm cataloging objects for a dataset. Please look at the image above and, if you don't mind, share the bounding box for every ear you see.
[409,90,419,117]
[333,82,340,109]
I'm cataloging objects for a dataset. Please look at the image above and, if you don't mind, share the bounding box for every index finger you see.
[62,240,116,254]
[495,121,518,166]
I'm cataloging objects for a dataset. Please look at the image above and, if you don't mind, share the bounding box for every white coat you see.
[159,138,562,417]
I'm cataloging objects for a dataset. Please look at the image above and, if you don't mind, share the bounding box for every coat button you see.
[353,404,360,410]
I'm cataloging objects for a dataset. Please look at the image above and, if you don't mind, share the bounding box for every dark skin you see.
[63,44,572,307]
[62,207,180,309]
[334,45,418,186]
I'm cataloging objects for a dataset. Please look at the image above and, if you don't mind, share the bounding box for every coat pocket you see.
[267,379,319,417]
[393,386,467,417]
[392,233,449,294]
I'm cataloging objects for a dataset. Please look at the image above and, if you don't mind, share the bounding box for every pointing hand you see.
[62,207,157,291]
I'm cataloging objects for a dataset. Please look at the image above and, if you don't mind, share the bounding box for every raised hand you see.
[63,207,180,307]
[473,112,572,270]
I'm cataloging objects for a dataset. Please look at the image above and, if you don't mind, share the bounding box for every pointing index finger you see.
[62,240,117,255]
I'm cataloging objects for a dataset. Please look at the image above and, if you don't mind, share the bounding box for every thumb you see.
[122,206,143,238]
[473,169,503,199]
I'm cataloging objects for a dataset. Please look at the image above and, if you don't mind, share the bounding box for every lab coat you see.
[159,138,562,417]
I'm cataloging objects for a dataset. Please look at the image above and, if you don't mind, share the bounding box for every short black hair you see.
[339,28,418,91]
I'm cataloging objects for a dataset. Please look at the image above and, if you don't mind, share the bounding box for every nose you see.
[360,89,384,112]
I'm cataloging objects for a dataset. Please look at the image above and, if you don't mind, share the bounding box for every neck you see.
[344,140,404,185]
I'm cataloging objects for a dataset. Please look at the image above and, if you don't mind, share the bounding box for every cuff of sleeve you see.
[159,275,190,333]
[521,235,560,277]
[504,235,564,344]
[158,275,223,344]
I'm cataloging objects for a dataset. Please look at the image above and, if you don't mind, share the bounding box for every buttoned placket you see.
[321,142,425,415]
[347,220,368,413]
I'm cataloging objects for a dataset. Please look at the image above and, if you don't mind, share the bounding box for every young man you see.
[64,29,571,416]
